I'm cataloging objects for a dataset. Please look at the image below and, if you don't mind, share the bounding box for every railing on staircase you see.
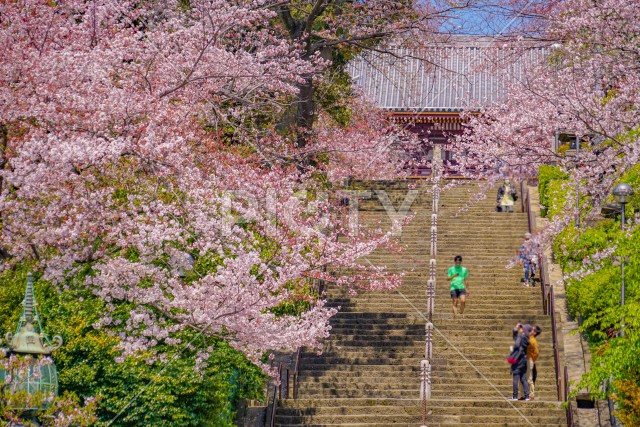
[267,348,301,427]
[267,273,325,427]
[521,182,566,413]
[267,365,279,427]
[565,366,575,427]
[421,150,441,427]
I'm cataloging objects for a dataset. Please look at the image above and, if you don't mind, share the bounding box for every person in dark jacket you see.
[508,323,531,400]
[496,179,518,212]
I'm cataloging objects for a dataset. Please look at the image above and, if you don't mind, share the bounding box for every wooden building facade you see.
[346,37,550,176]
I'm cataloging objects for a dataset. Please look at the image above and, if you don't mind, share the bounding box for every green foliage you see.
[270,278,317,318]
[618,163,640,214]
[315,68,353,126]
[553,220,617,272]
[613,378,640,426]
[558,213,639,344]
[538,165,568,217]
[553,172,640,417]
[567,227,640,418]
[0,265,266,427]
[546,179,571,219]
[557,143,570,156]
[577,326,640,404]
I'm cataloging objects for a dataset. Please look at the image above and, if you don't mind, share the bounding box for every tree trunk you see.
[0,123,9,260]
[295,75,315,146]
[0,123,7,191]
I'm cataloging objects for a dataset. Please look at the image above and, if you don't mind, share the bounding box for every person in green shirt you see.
[448,255,469,316]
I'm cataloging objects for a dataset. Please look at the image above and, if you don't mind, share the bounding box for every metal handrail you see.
[421,164,440,426]
[549,285,562,400]
[540,257,550,313]
[564,366,574,426]
[267,276,318,426]
[292,348,301,399]
[268,363,283,427]
[268,348,302,426]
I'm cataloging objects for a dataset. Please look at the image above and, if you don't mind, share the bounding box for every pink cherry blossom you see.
[453,0,640,254]
[0,0,426,367]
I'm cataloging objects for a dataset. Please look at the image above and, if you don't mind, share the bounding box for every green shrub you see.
[552,220,617,271]
[547,152,640,417]
[614,378,640,426]
[618,163,640,214]
[538,165,568,216]
[546,179,571,219]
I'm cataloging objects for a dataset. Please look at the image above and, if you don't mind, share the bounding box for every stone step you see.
[326,299,543,308]
[304,350,422,358]
[299,364,421,373]
[297,371,557,385]
[295,382,558,395]
[275,412,562,425]
[325,304,548,313]
[279,398,562,409]
[326,315,549,325]
[288,389,420,399]
[301,356,424,365]
[329,302,544,311]
[300,357,550,371]
[326,300,541,308]
[301,371,557,386]
[275,398,565,426]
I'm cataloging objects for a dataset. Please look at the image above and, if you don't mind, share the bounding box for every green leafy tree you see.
[0,267,265,427]
[547,165,640,422]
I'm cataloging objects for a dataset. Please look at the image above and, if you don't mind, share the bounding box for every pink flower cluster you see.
[453,0,640,252]
[0,0,415,367]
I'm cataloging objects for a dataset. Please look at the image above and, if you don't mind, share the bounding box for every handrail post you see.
[293,348,300,399]
[564,366,574,427]
[285,368,290,399]
[430,226,437,256]
[525,185,533,234]
[268,381,278,427]
[549,286,562,400]
[427,280,435,323]
[278,363,283,400]
[420,359,431,426]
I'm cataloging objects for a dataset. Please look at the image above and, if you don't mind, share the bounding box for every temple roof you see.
[346,37,550,112]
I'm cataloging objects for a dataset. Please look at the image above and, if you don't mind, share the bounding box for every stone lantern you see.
[0,273,63,424]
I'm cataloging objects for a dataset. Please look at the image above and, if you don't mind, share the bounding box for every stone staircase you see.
[275,181,566,426]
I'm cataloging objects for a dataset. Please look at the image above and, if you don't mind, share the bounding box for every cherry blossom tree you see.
[0,0,425,367]
[453,0,640,245]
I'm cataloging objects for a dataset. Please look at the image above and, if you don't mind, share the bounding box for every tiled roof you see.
[346,37,550,112]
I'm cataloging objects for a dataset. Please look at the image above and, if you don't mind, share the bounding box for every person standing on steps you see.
[508,322,531,401]
[496,179,518,212]
[519,232,539,287]
[447,255,469,316]
[526,325,542,400]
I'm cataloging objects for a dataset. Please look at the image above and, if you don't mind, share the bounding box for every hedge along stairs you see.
[275,181,566,427]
